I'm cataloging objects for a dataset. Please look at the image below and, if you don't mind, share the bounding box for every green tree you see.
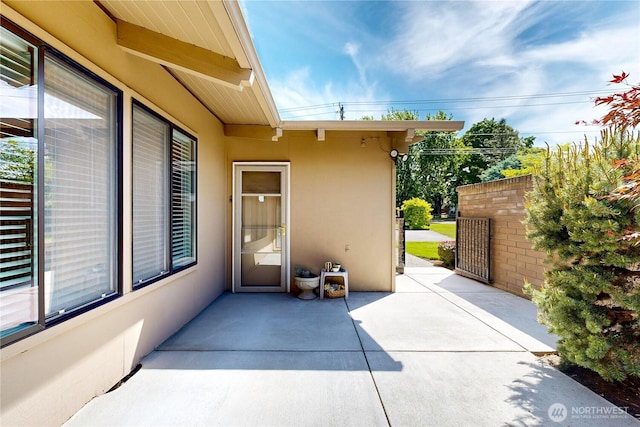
[458,118,533,185]
[376,109,462,211]
[480,147,545,182]
[413,111,465,214]
[502,147,545,178]
[377,109,422,207]
[0,140,35,183]
[525,73,640,381]
[524,132,640,381]
[480,154,520,182]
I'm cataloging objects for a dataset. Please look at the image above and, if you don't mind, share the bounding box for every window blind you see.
[132,104,169,284]
[43,53,117,317]
[171,130,196,268]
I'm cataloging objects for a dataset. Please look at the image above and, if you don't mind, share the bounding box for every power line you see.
[278,89,615,113]
[419,147,519,155]
[279,100,598,120]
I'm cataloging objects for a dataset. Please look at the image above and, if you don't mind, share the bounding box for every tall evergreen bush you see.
[524,130,640,381]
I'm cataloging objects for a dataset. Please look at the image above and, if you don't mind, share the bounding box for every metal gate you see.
[455,215,491,283]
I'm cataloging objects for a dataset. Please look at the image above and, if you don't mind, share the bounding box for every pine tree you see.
[525,130,640,381]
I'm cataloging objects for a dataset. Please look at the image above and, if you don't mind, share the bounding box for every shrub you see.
[437,240,456,267]
[524,130,640,381]
[402,198,433,229]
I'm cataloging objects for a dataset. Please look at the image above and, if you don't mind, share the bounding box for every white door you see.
[233,163,290,292]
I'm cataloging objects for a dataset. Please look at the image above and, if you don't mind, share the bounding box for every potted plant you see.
[294,265,319,300]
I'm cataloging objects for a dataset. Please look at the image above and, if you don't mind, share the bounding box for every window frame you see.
[0,18,123,347]
[41,46,124,325]
[131,100,197,290]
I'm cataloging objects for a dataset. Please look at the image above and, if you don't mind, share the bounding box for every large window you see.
[0,23,39,340]
[1,20,122,346]
[132,104,169,284]
[43,52,120,317]
[132,102,196,288]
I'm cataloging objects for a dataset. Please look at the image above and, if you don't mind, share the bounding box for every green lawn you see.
[405,222,456,260]
[429,222,456,238]
[405,241,440,260]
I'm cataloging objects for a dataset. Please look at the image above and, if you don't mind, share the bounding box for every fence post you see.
[396,210,405,274]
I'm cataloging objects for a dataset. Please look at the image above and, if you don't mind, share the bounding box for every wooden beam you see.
[316,128,325,141]
[404,128,415,143]
[116,19,253,90]
[224,124,282,141]
[272,127,283,142]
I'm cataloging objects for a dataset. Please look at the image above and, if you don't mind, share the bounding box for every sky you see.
[240,0,640,146]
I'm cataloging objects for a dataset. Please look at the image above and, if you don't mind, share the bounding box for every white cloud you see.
[383,1,534,79]
[244,0,639,144]
[344,42,359,57]
[372,1,640,145]
[344,41,369,87]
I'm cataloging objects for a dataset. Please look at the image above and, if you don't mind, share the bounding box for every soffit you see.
[98,0,278,126]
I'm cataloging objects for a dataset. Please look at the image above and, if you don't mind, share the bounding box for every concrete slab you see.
[62,268,638,427]
[368,351,639,427]
[406,267,558,352]
[65,351,389,426]
[394,273,433,293]
[435,287,558,352]
[414,269,504,293]
[347,292,525,352]
[404,253,434,268]
[403,267,456,279]
[159,293,362,351]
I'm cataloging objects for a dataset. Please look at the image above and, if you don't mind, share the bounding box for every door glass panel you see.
[240,173,282,287]
[242,172,280,194]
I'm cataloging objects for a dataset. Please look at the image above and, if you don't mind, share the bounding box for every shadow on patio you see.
[64,267,639,427]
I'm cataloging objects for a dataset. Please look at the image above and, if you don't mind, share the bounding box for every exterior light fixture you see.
[389,149,408,163]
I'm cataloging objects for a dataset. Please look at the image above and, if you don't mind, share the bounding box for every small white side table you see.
[320,268,349,300]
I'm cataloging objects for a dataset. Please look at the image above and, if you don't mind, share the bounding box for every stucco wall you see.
[456,175,545,296]
[226,131,397,293]
[1,2,226,425]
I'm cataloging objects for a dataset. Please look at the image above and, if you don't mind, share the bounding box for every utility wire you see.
[418,147,519,155]
[278,89,616,112]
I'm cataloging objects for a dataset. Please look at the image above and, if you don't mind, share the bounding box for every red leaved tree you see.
[595,71,640,129]
[598,72,640,245]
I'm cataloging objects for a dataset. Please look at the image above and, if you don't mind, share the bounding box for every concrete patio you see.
[64,267,639,426]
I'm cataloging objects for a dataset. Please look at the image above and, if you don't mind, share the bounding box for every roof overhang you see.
[98,1,465,139]
[98,0,280,127]
[225,120,465,142]
[115,18,254,91]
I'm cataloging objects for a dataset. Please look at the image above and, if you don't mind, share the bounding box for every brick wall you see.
[456,175,545,297]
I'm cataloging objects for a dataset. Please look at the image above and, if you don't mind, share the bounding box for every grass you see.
[429,222,456,238]
[405,241,440,260]
[405,222,456,261]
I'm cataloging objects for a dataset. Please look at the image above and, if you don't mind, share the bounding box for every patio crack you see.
[345,298,392,427]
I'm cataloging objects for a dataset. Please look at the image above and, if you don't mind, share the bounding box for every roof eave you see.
[221,0,281,127]
[280,120,465,132]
